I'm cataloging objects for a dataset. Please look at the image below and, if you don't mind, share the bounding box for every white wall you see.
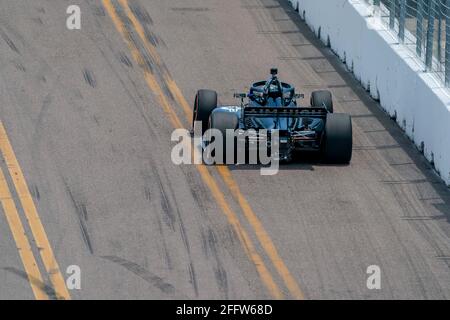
[289,0,450,186]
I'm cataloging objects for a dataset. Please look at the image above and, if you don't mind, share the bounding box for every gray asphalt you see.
[0,0,449,300]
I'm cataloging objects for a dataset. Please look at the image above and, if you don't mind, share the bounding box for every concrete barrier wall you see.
[288,0,450,186]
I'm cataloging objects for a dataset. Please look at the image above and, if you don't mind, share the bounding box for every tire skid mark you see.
[155,166,201,296]
[83,69,97,88]
[142,164,200,294]
[155,175,176,231]
[155,213,173,270]
[201,228,229,299]
[188,261,199,297]
[101,255,176,295]
[30,185,40,201]
[63,180,94,255]
[115,0,173,92]
[142,167,175,271]
[14,62,26,72]
[119,52,133,67]
[128,0,166,48]
[0,28,20,54]
[2,267,56,299]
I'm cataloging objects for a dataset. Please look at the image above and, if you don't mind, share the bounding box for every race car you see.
[192,68,352,164]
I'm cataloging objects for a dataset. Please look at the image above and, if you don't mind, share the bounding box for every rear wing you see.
[244,106,327,118]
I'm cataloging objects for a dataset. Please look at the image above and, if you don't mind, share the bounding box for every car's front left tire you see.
[193,89,217,133]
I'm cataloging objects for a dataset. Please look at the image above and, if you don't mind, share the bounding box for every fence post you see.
[390,0,396,29]
[438,1,443,66]
[417,0,425,56]
[445,0,450,85]
[399,0,406,42]
[426,0,436,69]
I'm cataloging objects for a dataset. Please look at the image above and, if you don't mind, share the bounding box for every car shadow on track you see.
[225,151,350,172]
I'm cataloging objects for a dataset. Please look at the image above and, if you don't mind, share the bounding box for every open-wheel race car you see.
[192,68,352,164]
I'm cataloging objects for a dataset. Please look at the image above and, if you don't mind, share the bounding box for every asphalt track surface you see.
[0,0,450,300]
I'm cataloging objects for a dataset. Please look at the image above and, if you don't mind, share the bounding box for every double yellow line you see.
[103,0,304,299]
[0,123,70,300]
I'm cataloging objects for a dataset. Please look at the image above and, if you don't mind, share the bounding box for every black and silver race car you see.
[192,68,352,164]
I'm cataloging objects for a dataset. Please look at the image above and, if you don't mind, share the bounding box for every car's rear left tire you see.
[323,113,352,164]
[206,110,239,164]
[193,89,218,133]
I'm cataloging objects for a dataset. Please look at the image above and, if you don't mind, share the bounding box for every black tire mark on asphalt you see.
[141,168,174,271]
[83,69,96,88]
[113,0,171,86]
[157,178,176,231]
[128,0,165,48]
[2,267,56,300]
[64,182,93,254]
[101,255,175,295]
[158,168,200,296]
[188,262,199,297]
[201,228,229,298]
[144,185,151,201]
[119,52,133,67]
[144,164,201,296]
[88,35,162,133]
[0,28,20,54]
[129,0,153,25]
[155,213,173,270]
[14,62,26,72]
[30,185,40,201]
[33,94,53,139]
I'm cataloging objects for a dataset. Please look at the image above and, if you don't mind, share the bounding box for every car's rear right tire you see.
[193,89,217,133]
[311,90,333,113]
[323,113,352,164]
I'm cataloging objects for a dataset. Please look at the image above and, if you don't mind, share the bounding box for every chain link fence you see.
[364,0,450,86]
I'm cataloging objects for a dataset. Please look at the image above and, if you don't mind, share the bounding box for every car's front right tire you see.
[311,90,334,113]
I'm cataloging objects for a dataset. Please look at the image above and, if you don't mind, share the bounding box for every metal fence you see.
[364,0,450,86]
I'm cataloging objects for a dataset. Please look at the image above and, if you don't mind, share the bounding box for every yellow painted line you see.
[117,0,162,66]
[103,0,284,299]
[120,1,304,299]
[102,0,182,129]
[164,77,193,121]
[217,166,304,299]
[196,165,283,299]
[0,167,49,300]
[117,0,193,121]
[0,122,70,300]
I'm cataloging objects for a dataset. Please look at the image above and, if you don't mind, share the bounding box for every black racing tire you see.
[206,110,239,164]
[323,113,352,164]
[311,90,333,113]
[193,89,217,133]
